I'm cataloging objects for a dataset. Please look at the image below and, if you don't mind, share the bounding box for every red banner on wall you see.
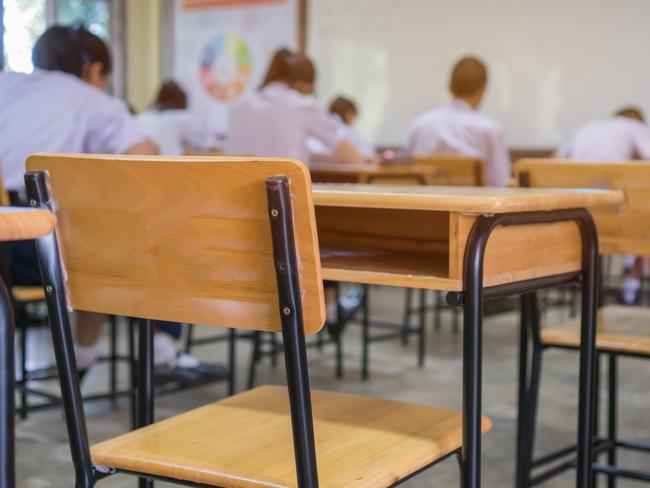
[183,0,286,10]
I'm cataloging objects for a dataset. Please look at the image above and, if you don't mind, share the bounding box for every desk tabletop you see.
[0,207,54,241]
[312,184,624,213]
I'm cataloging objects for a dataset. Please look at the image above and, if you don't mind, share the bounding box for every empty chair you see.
[26,154,490,487]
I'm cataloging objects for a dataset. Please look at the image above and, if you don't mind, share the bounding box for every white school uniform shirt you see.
[228,82,342,163]
[407,99,511,187]
[134,109,214,156]
[556,116,650,161]
[0,69,147,191]
[306,114,375,160]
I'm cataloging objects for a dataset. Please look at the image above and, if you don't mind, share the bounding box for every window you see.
[55,0,111,40]
[1,0,124,95]
[2,0,47,73]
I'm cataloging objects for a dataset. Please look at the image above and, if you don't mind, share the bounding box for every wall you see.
[308,0,650,148]
[125,0,161,112]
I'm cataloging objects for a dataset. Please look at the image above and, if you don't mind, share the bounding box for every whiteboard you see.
[307,0,650,148]
[173,0,299,134]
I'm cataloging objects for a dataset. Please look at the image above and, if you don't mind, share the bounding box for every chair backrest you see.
[26,154,325,334]
[411,156,484,186]
[515,159,650,256]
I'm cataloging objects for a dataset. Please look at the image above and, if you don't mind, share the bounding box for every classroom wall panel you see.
[307,0,650,148]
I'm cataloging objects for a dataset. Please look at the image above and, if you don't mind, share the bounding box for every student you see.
[330,96,376,160]
[228,49,364,165]
[557,107,650,160]
[557,107,650,304]
[134,80,215,155]
[0,26,219,381]
[407,56,511,187]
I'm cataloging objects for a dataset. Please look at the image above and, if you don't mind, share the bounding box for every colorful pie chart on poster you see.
[199,33,252,102]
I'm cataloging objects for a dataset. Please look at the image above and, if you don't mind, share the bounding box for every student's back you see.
[134,80,213,156]
[409,100,503,159]
[228,49,363,165]
[0,69,143,190]
[407,56,510,187]
[229,81,338,161]
[557,111,650,160]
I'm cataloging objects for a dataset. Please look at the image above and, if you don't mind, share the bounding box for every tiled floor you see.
[16,286,650,487]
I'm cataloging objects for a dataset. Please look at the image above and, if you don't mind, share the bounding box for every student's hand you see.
[333,139,365,165]
[125,139,160,156]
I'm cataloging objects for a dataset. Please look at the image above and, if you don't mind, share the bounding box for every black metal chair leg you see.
[109,316,118,406]
[0,278,15,488]
[434,291,442,333]
[183,323,194,354]
[228,328,236,396]
[128,318,137,430]
[336,331,343,379]
[607,353,617,488]
[418,288,426,368]
[592,354,601,488]
[402,287,413,345]
[271,332,280,367]
[137,319,155,488]
[247,331,261,389]
[20,325,27,420]
[361,287,370,381]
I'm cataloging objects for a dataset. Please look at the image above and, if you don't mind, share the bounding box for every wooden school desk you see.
[311,183,623,488]
[0,207,54,488]
[310,162,438,185]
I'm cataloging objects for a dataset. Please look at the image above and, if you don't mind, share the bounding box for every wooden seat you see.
[92,385,491,488]
[541,305,650,356]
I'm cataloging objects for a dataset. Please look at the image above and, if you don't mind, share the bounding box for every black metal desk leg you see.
[460,217,493,488]
[515,294,530,488]
[576,212,599,488]
[0,277,15,488]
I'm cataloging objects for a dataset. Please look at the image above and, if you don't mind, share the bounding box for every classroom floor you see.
[15,286,650,487]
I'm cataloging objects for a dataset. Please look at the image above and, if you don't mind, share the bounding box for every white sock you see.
[624,255,636,269]
[74,343,99,371]
[153,333,178,366]
[622,277,641,304]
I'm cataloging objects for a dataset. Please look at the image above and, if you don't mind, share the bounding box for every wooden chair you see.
[26,154,490,487]
[514,159,650,486]
[411,156,484,186]
[0,205,54,488]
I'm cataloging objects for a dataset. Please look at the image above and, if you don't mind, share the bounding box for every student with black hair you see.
[0,26,221,382]
[135,80,215,155]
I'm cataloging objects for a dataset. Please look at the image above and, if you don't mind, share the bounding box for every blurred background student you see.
[0,25,221,383]
[557,106,650,305]
[135,80,217,156]
[228,48,365,165]
[308,95,376,162]
[407,56,511,187]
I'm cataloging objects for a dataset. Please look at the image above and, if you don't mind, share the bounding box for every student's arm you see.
[485,127,512,187]
[125,140,160,155]
[333,139,365,165]
[86,95,160,156]
[632,125,650,160]
[303,103,364,164]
